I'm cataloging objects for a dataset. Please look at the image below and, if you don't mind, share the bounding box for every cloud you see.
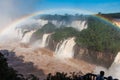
[0,0,39,29]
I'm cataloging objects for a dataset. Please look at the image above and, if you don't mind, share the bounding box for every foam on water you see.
[55,38,76,59]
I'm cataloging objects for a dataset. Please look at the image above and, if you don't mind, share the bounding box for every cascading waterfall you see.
[113,52,120,63]
[16,29,23,40]
[106,52,120,79]
[0,26,24,42]
[40,33,51,47]
[70,20,87,31]
[50,20,88,31]
[55,38,76,58]
[21,30,36,43]
[94,52,120,80]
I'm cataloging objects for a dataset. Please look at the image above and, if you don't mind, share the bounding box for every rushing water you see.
[40,33,51,47]
[55,38,76,59]
[21,30,36,43]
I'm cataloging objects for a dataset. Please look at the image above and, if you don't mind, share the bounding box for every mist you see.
[0,0,39,29]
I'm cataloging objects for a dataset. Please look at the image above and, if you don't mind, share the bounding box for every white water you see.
[94,52,120,80]
[55,38,76,59]
[21,30,36,43]
[0,25,22,43]
[70,20,87,31]
[50,20,88,31]
[106,52,120,79]
[113,52,120,64]
[40,33,51,47]
[0,18,46,43]
[37,19,48,26]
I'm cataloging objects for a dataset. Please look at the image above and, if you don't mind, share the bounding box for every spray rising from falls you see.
[40,33,51,47]
[21,30,36,43]
[106,52,120,79]
[50,20,87,31]
[55,38,76,59]
[0,26,23,43]
[94,52,120,80]
[70,20,87,31]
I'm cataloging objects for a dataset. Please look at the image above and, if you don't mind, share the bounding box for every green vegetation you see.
[76,16,120,53]
[39,14,87,21]
[51,16,120,54]
[0,51,118,80]
[31,22,56,41]
[0,52,39,80]
[33,14,120,54]
[35,22,56,34]
[0,53,17,80]
[99,13,120,18]
[52,27,78,42]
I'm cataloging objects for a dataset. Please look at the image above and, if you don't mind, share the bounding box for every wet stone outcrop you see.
[74,45,116,68]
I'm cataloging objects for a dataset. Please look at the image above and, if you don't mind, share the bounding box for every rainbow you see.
[0,8,93,34]
[87,14,120,31]
[95,14,120,29]
[0,8,119,36]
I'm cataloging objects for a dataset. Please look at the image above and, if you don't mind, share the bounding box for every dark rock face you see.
[46,39,116,68]
[74,45,116,68]
[29,32,43,44]
[47,38,55,51]
[38,37,116,68]
[29,24,117,68]
[47,37,58,51]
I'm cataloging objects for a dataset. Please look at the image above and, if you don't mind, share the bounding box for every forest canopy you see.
[32,15,120,54]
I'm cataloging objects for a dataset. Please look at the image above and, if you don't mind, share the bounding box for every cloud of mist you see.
[0,0,39,29]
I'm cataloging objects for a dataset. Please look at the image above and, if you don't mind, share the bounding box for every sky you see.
[0,0,120,28]
[35,0,120,13]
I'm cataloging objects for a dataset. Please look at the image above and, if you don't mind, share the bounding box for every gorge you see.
[0,14,120,79]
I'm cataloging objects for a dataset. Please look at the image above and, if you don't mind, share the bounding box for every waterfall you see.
[40,33,51,47]
[106,52,120,79]
[27,33,51,48]
[55,38,76,59]
[113,52,120,64]
[16,29,23,40]
[94,52,120,79]
[50,20,88,31]
[70,20,87,31]
[21,30,36,43]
